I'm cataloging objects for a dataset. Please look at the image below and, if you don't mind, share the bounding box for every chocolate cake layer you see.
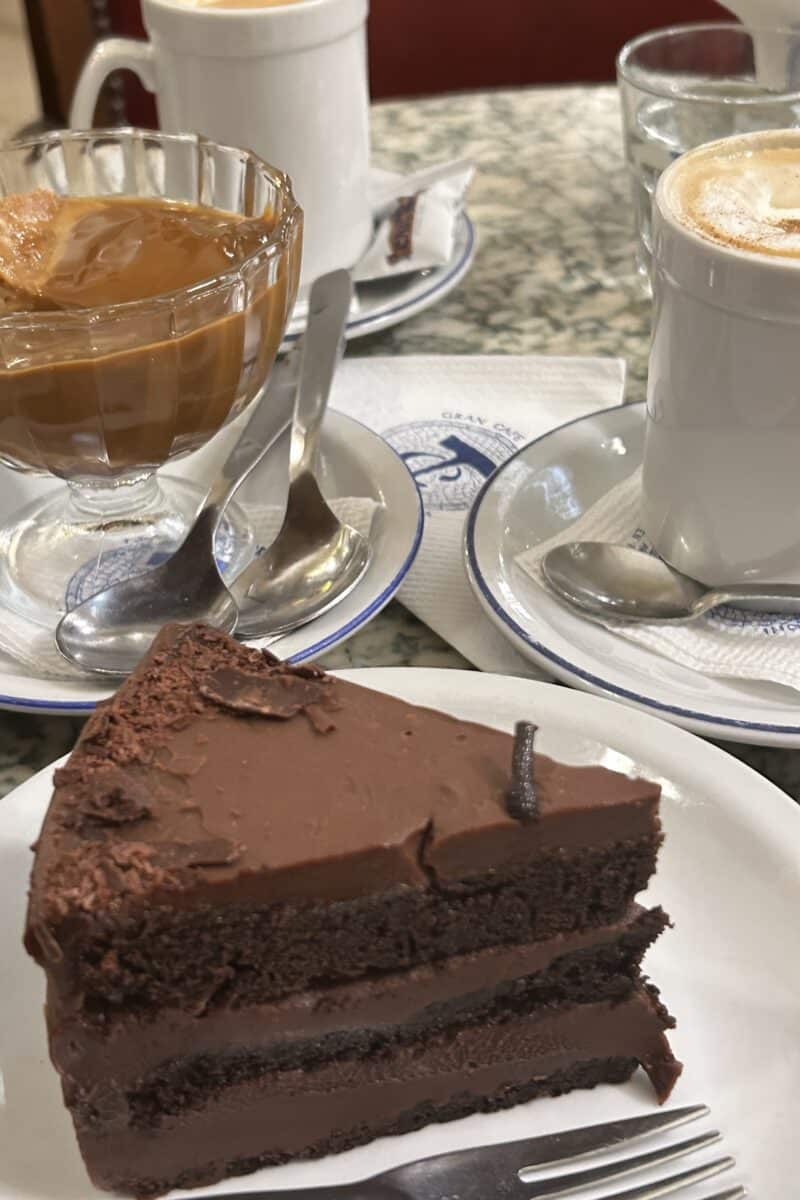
[24,624,679,1199]
[74,986,681,1198]
[26,628,663,1020]
[50,905,667,1088]
[26,623,661,944]
[40,835,660,1019]
[89,1062,638,1198]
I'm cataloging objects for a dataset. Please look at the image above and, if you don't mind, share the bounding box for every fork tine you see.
[502,1106,710,1173]
[380,1106,713,1198]
[701,1191,747,1199]
[521,1131,722,1197]
[546,1156,736,1200]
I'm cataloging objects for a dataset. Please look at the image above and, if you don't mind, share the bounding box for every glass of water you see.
[617,22,800,285]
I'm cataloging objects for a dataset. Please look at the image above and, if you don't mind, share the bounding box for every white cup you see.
[643,129,800,588]
[71,0,372,290]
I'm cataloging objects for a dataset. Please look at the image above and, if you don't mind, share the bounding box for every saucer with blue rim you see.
[465,401,800,747]
[0,412,423,716]
[282,212,476,349]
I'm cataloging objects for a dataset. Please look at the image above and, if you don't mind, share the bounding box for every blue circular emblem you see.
[382,420,517,511]
[64,520,239,611]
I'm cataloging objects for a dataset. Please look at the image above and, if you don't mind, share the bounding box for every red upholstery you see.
[368,0,730,98]
[105,0,730,124]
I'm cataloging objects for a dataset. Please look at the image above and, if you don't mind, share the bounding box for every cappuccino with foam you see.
[664,132,800,259]
[643,129,800,587]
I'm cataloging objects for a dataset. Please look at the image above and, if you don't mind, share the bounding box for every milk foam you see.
[668,136,800,259]
[171,0,303,8]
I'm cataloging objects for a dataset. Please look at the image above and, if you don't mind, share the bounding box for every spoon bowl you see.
[542,542,800,623]
[235,474,370,639]
[55,561,239,678]
[234,269,372,641]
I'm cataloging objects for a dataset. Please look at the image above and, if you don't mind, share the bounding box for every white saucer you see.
[465,402,800,747]
[0,412,423,716]
[1,668,796,1199]
[282,212,476,348]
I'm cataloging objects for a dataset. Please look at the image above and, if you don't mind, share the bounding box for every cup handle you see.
[70,38,157,129]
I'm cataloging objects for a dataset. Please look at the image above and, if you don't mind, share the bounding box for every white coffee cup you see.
[71,0,372,289]
[643,128,800,587]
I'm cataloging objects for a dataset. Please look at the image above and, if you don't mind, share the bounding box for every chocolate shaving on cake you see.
[47,842,182,916]
[54,763,152,832]
[506,721,539,822]
[305,704,337,734]
[148,838,242,869]
[198,666,334,724]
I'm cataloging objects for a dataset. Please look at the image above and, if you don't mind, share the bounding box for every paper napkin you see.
[516,467,800,693]
[329,355,627,678]
[355,161,474,282]
[0,498,377,681]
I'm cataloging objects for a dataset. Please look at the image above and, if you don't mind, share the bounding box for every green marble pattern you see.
[0,86,797,803]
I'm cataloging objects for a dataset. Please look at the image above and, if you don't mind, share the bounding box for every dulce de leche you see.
[0,190,299,479]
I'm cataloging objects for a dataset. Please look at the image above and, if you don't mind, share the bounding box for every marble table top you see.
[1,85,797,804]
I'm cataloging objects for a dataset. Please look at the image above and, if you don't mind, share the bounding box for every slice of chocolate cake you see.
[25,624,681,1197]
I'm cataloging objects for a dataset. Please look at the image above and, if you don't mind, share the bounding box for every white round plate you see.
[282,212,476,348]
[0,668,796,1199]
[0,412,423,716]
[465,402,800,747]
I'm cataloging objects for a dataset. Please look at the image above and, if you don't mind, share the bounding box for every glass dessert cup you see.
[0,128,302,627]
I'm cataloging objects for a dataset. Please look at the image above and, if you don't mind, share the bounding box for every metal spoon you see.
[55,359,297,677]
[542,541,800,623]
[233,269,371,640]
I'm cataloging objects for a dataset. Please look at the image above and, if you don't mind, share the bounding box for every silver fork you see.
[217,1105,745,1200]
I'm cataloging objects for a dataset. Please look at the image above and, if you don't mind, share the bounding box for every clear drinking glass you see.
[617,22,800,285]
[0,129,302,625]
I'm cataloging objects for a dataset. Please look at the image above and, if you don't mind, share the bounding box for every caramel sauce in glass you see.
[0,191,298,480]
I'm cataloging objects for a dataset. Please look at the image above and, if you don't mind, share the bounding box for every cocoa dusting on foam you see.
[670,140,800,258]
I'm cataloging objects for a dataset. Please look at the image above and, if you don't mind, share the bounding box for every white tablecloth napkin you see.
[329,355,626,677]
[516,466,800,693]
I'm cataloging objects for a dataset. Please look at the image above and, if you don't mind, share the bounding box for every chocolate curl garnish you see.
[507,721,539,822]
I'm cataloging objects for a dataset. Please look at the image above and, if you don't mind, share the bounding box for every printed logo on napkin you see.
[383,419,519,511]
[64,521,240,611]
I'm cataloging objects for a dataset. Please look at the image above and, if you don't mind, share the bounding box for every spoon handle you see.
[707,582,800,614]
[208,355,298,514]
[289,270,353,484]
[178,357,297,560]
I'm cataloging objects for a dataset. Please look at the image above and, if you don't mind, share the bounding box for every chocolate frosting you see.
[26,624,661,949]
